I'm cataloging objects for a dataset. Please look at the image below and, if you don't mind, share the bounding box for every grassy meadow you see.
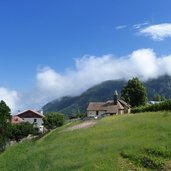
[0,112,171,170]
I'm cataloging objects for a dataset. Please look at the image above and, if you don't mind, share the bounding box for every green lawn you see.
[0,112,171,170]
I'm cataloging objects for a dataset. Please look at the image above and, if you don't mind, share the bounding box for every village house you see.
[12,109,44,132]
[87,90,131,118]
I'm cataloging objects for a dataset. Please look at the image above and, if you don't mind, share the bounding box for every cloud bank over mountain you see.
[2,48,171,113]
[36,48,171,100]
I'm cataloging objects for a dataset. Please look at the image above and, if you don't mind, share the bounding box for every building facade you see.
[87,91,131,118]
[16,109,44,127]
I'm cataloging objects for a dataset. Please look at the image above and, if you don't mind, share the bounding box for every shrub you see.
[10,122,38,142]
[69,113,87,120]
[132,99,171,113]
[43,112,64,129]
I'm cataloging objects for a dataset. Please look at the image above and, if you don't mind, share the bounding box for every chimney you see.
[38,109,44,115]
[114,90,118,105]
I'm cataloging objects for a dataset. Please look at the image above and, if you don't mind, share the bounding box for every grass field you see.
[0,112,171,170]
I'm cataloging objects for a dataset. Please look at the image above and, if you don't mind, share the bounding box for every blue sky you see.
[1,0,171,112]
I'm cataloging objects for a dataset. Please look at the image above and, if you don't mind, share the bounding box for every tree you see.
[10,122,39,142]
[0,100,11,152]
[153,93,166,101]
[121,77,147,107]
[43,112,64,129]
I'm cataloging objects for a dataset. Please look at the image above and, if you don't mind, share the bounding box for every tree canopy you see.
[121,77,147,107]
[153,93,166,101]
[10,122,38,142]
[0,100,11,152]
[43,112,64,129]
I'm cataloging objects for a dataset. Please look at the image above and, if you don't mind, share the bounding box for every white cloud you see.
[140,23,171,40]
[0,87,20,113]
[3,48,171,111]
[115,22,149,31]
[115,25,127,30]
[36,49,171,101]
[133,22,149,29]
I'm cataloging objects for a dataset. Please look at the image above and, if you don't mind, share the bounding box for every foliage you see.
[68,113,87,120]
[76,113,87,119]
[10,122,39,142]
[1,112,171,170]
[121,77,147,107]
[0,101,11,152]
[132,99,171,113]
[153,93,166,101]
[43,112,64,129]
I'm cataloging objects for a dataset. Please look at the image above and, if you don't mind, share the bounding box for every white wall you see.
[22,118,43,127]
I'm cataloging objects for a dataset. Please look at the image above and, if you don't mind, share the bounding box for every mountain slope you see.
[43,79,126,115]
[43,75,171,115]
[0,112,171,170]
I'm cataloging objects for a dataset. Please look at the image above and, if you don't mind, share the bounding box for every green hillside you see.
[0,112,171,170]
[43,75,171,115]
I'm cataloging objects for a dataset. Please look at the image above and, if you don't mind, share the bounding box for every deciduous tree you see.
[121,78,147,107]
[0,100,11,152]
[43,112,64,129]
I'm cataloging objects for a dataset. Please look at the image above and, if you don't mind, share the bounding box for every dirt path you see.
[64,121,96,132]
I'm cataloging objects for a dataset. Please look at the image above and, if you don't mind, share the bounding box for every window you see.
[96,111,99,116]
[34,119,37,122]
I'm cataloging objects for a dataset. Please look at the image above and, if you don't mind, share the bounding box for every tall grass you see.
[0,112,171,170]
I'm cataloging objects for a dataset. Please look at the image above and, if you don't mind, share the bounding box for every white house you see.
[16,109,44,128]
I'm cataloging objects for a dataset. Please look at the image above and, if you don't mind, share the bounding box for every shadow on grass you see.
[120,146,171,170]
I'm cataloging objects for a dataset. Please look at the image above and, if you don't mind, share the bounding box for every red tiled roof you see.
[11,116,24,124]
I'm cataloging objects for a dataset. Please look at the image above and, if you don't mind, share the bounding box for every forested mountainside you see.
[43,75,171,115]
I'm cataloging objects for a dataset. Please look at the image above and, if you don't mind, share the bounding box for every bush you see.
[43,112,64,129]
[69,113,87,120]
[10,122,38,142]
[132,99,171,113]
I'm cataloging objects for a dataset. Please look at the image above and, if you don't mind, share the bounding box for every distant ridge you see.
[43,75,171,115]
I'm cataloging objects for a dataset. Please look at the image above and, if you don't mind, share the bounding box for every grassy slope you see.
[0,112,171,171]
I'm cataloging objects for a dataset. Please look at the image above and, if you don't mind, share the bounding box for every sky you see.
[1,0,171,113]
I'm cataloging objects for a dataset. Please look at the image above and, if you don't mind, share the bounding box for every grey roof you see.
[119,99,131,108]
[87,100,129,114]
